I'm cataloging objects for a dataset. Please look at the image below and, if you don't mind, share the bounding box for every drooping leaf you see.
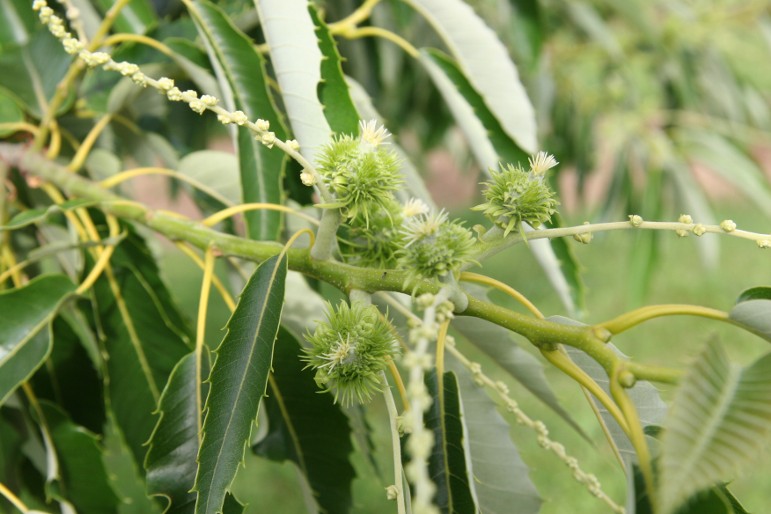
[447,356,542,514]
[194,253,287,514]
[309,5,360,135]
[187,0,287,241]
[408,0,537,153]
[256,0,332,163]
[658,342,771,514]
[0,274,75,404]
[452,315,587,438]
[253,328,355,513]
[146,351,209,514]
[90,228,192,466]
[424,370,477,514]
[39,401,120,514]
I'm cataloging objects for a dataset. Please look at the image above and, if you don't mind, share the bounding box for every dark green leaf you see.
[729,288,771,343]
[90,229,192,466]
[0,0,36,45]
[253,328,355,513]
[187,0,286,241]
[310,5,360,135]
[659,342,771,514]
[39,401,120,514]
[0,274,75,404]
[425,370,477,514]
[194,253,287,514]
[146,351,210,514]
[447,357,542,514]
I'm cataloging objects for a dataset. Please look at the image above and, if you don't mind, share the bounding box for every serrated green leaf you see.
[253,328,355,513]
[658,342,771,514]
[194,254,287,514]
[309,5,360,135]
[146,352,209,514]
[452,315,587,439]
[425,370,477,514]
[39,401,120,514]
[256,0,332,163]
[188,0,286,241]
[90,229,192,466]
[447,357,542,514]
[408,0,537,153]
[0,274,75,404]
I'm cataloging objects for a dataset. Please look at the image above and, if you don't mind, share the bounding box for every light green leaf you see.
[2,199,97,230]
[177,150,241,207]
[408,0,537,153]
[194,254,287,514]
[425,370,477,514]
[0,88,24,136]
[39,401,121,514]
[188,0,287,241]
[310,5,360,135]
[146,352,209,514]
[253,328,355,513]
[729,287,771,343]
[0,274,75,404]
[452,314,587,438]
[448,357,542,514]
[256,0,332,163]
[658,342,771,514]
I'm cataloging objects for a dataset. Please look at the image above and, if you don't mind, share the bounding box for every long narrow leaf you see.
[0,274,75,404]
[194,254,287,514]
[256,0,331,163]
[659,342,771,514]
[187,0,287,241]
[253,328,355,513]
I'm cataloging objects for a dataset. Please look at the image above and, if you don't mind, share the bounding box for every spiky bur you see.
[303,302,399,406]
[341,197,404,268]
[397,210,476,284]
[474,159,559,237]
[315,127,402,226]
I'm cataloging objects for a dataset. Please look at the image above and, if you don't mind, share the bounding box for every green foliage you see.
[0,1,770,514]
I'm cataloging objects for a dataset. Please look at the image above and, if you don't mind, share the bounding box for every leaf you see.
[253,328,355,513]
[0,274,75,404]
[310,5,360,135]
[0,0,36,45]
[452,315,587,438]
[0,87,24,136]
[729,288,771,343]
[90,228,192,466]
[447,357,542,514]
[1,199,97,230]
[177,150,242,207]
[39,401,121,514]
[194,253,287,514]
[424,370,477,514]
[408,0,537,153]
[146,352,209,514]
[187,0,287,241]
[94,0,156,34]
[658,342,771,514]
[549,316,667,467]
[256,0,332,163]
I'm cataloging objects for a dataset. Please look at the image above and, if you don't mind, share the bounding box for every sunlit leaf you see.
[0,274,75,404]
[253,328,355,513]
[658,342,771,514]
[194,254,287,514]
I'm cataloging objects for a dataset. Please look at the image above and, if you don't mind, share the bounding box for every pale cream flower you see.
[529,151,559,175]
[402,198,429,218]
[359,119,391,147]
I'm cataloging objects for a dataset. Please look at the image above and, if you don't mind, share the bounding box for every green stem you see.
[599,304,731,335]
[381,371,407,514]
[310,208,342,261]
